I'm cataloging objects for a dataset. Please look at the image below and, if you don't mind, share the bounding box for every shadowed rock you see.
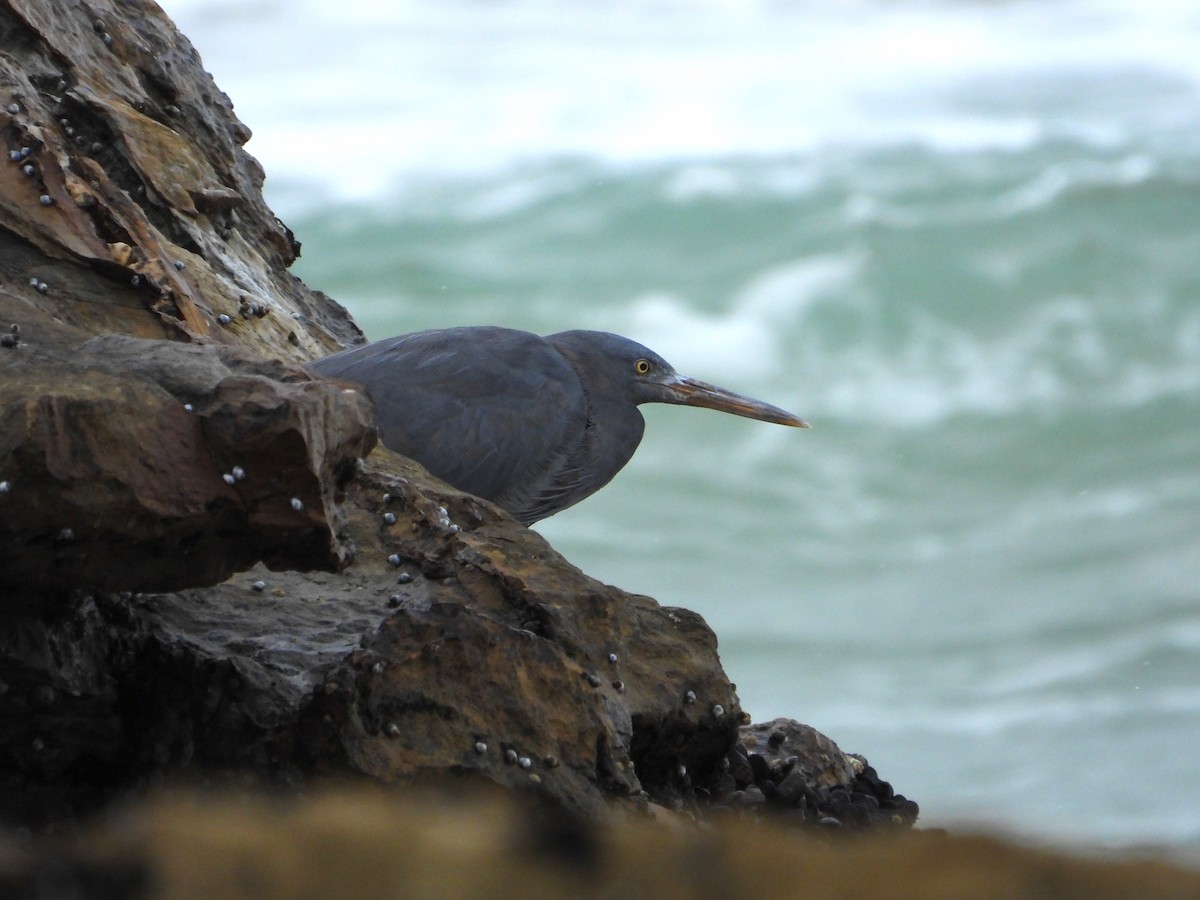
[0,450,742,824]
[0,330,375,598]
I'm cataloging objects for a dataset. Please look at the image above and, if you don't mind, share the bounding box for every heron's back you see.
[307,327,598,523]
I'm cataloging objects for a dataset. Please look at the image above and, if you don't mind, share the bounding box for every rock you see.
[0,0,359,355]
[0,329,375,598]
[719,719,919,832]
[2,789,1200,900]
[741,717,860,787]
[293,462,739,816]
[0,447,742,824]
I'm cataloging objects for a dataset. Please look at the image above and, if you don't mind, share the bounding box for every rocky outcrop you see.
[0,439,747,824]
[0,0,358,355]
[294,463,740,817]
[722,719,919,828]
[1,0,915,837]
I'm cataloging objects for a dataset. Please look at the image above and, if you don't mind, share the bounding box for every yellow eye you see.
[635,358,652,375]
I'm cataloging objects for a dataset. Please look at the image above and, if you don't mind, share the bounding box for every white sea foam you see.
[621,254,858,383]
[161,0,1200,199]
[785,287,1200,428]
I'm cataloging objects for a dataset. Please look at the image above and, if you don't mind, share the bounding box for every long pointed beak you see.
[659,374,810,428]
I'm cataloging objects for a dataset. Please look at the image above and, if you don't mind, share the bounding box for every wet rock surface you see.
[716,719,920,831]
[0,0,359,355]
[1,446,748,825]
[0,328,375,597]
[293,465,743,819]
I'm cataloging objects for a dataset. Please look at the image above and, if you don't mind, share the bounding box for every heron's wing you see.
[308,328,585,515]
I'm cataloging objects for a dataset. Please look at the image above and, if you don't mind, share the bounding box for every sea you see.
[160,0,1200,855]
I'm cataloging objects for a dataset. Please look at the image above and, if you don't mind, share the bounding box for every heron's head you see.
[547,331,809,428]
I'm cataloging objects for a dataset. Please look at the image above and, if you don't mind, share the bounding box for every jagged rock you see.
[0,451,741,824]
[0,0,358,354]
[718,719,920,831]
[294,464,738,816]
[0,327,375,598]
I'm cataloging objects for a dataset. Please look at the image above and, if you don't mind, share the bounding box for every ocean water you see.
[161,0,1200,852]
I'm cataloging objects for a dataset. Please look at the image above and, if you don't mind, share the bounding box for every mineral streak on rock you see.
[0,0,359,354]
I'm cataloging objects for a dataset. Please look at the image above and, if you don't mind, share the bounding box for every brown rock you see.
[741,717,860,788]
[294,463,739,815]
[0,445,743,825]
[0,330,375,598]
[0,0,358,353]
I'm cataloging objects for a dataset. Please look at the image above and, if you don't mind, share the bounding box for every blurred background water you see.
[160,0,1200,852]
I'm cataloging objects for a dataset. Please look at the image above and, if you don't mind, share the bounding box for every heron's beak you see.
[660,374,810,428]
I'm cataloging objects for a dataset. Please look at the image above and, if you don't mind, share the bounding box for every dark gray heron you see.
[308,326,808,525]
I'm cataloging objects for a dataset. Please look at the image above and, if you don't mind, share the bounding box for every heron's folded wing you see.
[307,328,585,511]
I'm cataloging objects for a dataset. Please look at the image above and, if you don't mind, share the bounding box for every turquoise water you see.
[166,0,1200,850]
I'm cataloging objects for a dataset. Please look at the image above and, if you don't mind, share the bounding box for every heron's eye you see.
[635,358,652,375]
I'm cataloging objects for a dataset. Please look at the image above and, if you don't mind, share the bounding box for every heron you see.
[307,326,809,525]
